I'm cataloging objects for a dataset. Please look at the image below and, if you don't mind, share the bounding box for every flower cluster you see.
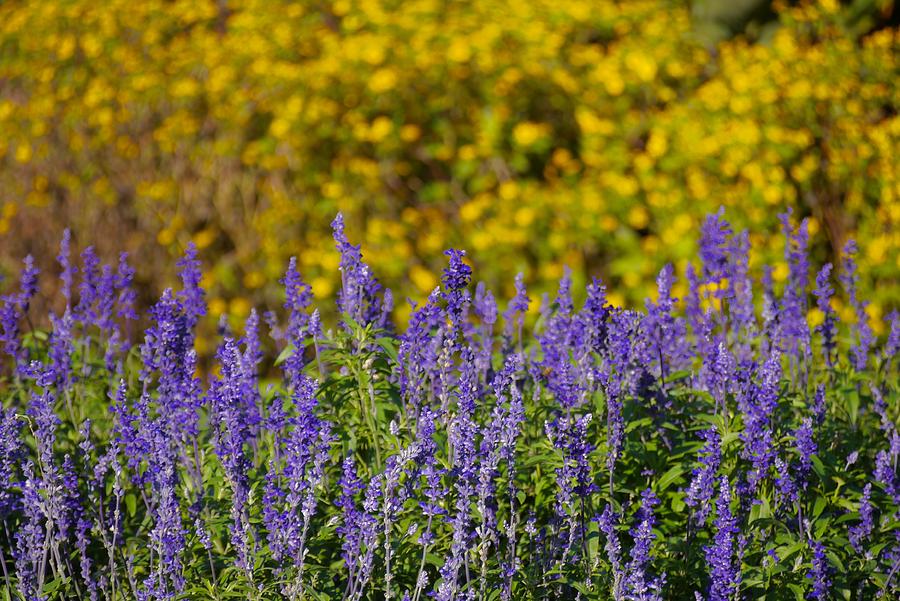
[0,210,896,600]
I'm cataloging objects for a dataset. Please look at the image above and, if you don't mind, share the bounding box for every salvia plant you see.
[0,210,898,601]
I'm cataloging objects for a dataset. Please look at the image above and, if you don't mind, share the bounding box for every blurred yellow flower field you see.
[0,0,897,331]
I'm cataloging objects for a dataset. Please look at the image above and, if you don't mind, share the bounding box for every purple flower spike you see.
[839,240,873,371]
[624,488,665,601]
[813,264,837,367]
[177,242,206,330]
[704,478,741,601]
[686,427,721,525]
[805,540,831,600]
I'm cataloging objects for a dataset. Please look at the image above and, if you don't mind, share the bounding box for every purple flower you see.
[704,478,741,601]
[874,450,898,502]
[812,384,826,425]
[739,353,781,490]
[546,412,597,565]
[624,488,665,600]
[116,253,138,322]
[839,240,873,371]
[793,418,816,482]
[805,540,830,600]
[75,246,101,326]
[884,310,899,363]
[774,457,799,508]
[685,427,721,525]
[503,272,530,346]
[58,229,76,307]
[282,256,313,343]
[209,337,255,574]
[849,483,875,553]
[396,290,443,421]
[726,230,756,359]
[1,256,41,371]
[699,208,732,285]
[332,212,387,329]
[175,242,206,331]
[598,504,624,599]
[263,371,333,595]
[644,265,689,383]
[19,255,39,313]
[14,464,46,601]
[442,248,472,329]
[777,210,811,361]
[812,264,837,367]
[335,456,366,584]
[0,408,23,519]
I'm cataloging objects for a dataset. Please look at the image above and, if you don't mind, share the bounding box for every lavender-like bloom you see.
[503,272,530,347]
[624,488,665,601]
[473,282,497,376]
[538,268,585,409]
[140,288,202,441]
[698,207,732,285]
[411,407,446,600]
[19,255,39,313]
[1,256,41,370]
[75,246,101,326]
[740,352,781,490]
[546,412,597,565]
[598,504,624,599]
[839,240,873,371]
[726,230,756,359]
[263,371,333,597]
[644,264,688,382]
[436,356,480,601]
[332,212,386,328]
[774,457,799,509]
[141,416,187,598]
[812,264,837,367]
[579,276,612,356]
[793,418,816,483]
[805,540,830,600]
[812,384,826,425]
[684,264,706,344]
[335,456,366,589]
[442,248,472,330]
[704,478,741,601]
[0,293,21,367]
[849,483,875,553]
[0,408,22,520]
[282,256,313,342]
[777,210,811,361]
[209,338,254,575]
[116,253,138,322]
[760,265,779,351]
[396,289,443,422]
[874,450,899,502]
[176,242,206,330]
[702,341,735,415]
[14,465,46,600]
[884,310,899,363]
[58,229,76,307]
[685,427,721,525]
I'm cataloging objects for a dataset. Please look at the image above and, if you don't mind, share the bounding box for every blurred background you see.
[0,0,897,348]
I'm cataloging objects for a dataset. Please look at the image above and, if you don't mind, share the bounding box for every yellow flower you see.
[369,68,398,93]
[512,122,550,148]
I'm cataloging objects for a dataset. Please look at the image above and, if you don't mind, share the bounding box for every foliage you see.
[0,210,897,600]
[0,0,897,328]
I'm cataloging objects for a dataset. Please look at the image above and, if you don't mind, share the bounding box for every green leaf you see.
[125,492,137,517]
[656,465,684,492]
[274,343,297,367]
